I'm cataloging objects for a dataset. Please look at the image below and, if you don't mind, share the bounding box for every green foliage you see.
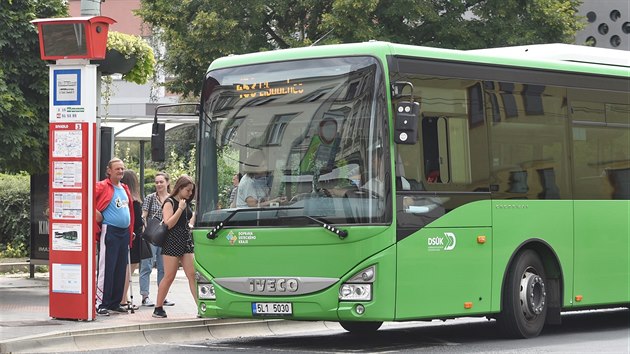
[142,168,158,195]
[467,0,584,49]
[105,31,156,85]
[147,124,197,184]
[216,148,239,208]
[115,141,141,171]
[115,127,198,196]
[0,0,68,174]
[0,174,30,256]
[0,243,28,258]
[165,143,197,181]
[138,0,584,97]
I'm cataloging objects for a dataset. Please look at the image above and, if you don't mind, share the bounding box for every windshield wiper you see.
[206,206,303,239]
[304,215,348,239]
[206,207,348,240]
[206,209,238,240]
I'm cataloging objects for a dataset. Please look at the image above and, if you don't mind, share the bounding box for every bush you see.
[0,242,27,258]
[143,168,157,196]
[0,174,30,257]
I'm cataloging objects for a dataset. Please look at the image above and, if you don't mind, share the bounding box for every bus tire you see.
[498,249,548,338]
[339,321,382,334]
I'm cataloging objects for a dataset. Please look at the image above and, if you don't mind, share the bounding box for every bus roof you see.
[207,41,630,79]
[468,43,630,68]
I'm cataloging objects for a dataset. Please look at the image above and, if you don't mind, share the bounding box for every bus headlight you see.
[198,283,216,300]
[196,271,216,300]
[339,283,372,301]
[339,265,376,301]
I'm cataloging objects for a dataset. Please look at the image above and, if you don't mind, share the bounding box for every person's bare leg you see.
[180,253,197,301]
[155,255,179,307]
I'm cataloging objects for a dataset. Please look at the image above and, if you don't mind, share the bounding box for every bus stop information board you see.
[48,65,98,320]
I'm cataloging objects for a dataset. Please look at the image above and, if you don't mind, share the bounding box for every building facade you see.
[576,0,629,50]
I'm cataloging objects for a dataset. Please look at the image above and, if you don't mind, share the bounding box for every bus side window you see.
[396,116,476,189]
[422,116,456,184]
[394,76,490,193]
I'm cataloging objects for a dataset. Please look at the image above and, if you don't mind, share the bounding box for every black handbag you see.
[139,237,153,259]
[143,216,168,247]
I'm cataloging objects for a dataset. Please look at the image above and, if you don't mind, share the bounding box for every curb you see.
[0,318,339,353]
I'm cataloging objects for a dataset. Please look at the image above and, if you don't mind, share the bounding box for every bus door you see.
[391,76,493,319]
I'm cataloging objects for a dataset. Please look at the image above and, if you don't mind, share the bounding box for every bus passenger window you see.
[394,75,490,194]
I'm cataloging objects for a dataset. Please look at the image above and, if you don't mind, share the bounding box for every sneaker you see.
[152,307,167,318]
[142,297,155,307]
[110,305,128,314]
[163,299,175,306]
[97,307,110,316]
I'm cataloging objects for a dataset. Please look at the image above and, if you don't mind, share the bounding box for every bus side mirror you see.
[394,101,419,144]
[151,123,165,162]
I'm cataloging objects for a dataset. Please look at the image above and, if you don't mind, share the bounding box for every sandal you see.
[121,302,139,311]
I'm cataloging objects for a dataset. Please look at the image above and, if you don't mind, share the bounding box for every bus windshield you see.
[197,56,389,228]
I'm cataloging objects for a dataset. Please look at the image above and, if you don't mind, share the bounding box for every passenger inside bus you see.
[426,170,440,183]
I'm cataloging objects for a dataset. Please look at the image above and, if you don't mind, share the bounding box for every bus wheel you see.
[339,321,382,334]
[499,249,548,338]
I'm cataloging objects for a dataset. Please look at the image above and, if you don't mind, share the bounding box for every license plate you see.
[252,302,292,315]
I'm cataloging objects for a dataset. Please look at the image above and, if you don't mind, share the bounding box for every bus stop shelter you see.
[100,114,197,197]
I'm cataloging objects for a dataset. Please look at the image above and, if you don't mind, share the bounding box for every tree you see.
[138,0,584,97]
[0,0,68,174]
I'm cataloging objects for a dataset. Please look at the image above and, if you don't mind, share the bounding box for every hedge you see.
[0,174,30,256]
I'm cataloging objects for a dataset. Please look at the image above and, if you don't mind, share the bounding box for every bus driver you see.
[236,151,285,208]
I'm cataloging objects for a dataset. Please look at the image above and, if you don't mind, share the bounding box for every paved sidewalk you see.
[0,268,200,341]
[0,269,333,353]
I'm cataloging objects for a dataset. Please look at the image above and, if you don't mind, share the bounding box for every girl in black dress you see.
[153,175,196,318]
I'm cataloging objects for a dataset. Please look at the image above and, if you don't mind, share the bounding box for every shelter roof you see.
[100,115,197,141]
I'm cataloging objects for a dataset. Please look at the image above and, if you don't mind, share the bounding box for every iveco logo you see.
[216,276,337,296]
[248,278,299,293]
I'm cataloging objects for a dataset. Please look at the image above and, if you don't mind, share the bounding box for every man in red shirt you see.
[94,158,134,316]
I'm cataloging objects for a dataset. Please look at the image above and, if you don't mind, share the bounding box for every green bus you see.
[192,41,629,338]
